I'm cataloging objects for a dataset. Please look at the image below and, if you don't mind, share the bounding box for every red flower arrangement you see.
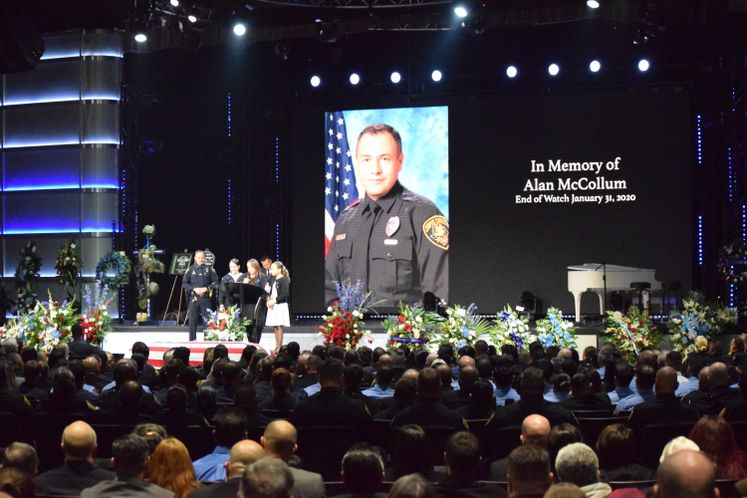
[319,306,371,349]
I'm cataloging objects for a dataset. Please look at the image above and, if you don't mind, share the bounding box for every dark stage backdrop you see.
[293,86,693,313]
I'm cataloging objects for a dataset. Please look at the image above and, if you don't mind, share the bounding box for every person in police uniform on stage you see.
[182,249,219,341]
[325,123,449,309]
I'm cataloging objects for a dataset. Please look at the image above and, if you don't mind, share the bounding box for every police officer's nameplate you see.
[385,216,400,237]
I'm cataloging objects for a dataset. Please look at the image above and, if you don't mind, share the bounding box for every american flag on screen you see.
[324,111,359,256]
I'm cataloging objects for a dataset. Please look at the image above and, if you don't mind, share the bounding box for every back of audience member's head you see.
[654,450,717,498]
[389,425,428,478]
[707,362,729,389]
[555,443,599,488]
[318,358,344,387]
[271,368,292,397]
[285,341,300,360]
[416,367,440,397]
[548,424,583,468]
[595,424,638,470]
[570,372,591,397]
[214,407,248,447]
[132,423,167,455]
[520,367,545,396]
[688,414,747,479]
[51,366,77,400]
[118,380,144,408]
[444,432,480,482]
[469,379,495,410]
[1,443,37,477]
[147,437,198,497]
[543,482,587,498]
[132,341,150,359]
[0,467,33,498]
[344,363,364,392]
[341,444,385,493]
[261,420,298,461]
[112,434,150,478]
[62,420,98,461]
[212,344,228,361]
[112,359,138,386]
[227,440,265,479]
[664,351,683,371]
[131,353,146,374]
[507,444,553,497]
[234,380,259,410]
[552,373,571,396]
[521,414,551,448]
[376,364,394,389]
[614,362,634,388]
[636,365,656,390]
[173,346,191,365]
[393,378,417,407]
[658,436,699,464]
[166,384,189,412]
[387,473,438,498]
[240,457,294,498]
[177,366,200,392]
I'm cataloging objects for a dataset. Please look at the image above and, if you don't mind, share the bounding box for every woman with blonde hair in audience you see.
[146,437,201,498]
[688,415,747,479]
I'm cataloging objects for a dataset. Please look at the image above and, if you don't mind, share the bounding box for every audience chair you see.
[297,425,362,481]
[575,416,628,447]
[639,422,695,468]
[89,424,137,458]
[33,412,82,472]
[165,425,214,460]
[0,412,24,446]
[489,425,522,461]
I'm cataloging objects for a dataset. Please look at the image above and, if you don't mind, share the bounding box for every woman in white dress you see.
[265,261,290,353]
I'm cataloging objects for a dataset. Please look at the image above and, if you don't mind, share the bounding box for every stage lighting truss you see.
[253,0,450,7]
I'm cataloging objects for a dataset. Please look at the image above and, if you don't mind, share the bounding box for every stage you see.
[103,320,604,365]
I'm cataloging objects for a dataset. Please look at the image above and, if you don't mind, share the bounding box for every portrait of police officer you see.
[181,249,219,341]
[325,123,449,309]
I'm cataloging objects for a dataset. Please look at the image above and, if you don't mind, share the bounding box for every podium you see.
[225,283,267,342]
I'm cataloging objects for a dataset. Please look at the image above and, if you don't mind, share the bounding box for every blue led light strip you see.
[697,215,704,267]
[274,137,280,184]
[728,146,734,203]
[695,114,703,166]
[275,223,281,261]
[226,92,232,139]
[742,204,746,242]
[227,178,233,225]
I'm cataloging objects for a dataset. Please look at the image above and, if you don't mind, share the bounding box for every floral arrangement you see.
[55,240,81,299]
[383,304,443,346]
[604,306,661,359]
[718,239,747,284]
[81,285,113,346]
[0,291,79,352]
[96,251,132,290]
[203,305,251,341]
[488,305,533,350]
[666,291,738,353]
[15,241,42,314]
[535,307,577,349]
[319,279,372,349]
[430,303,490,350]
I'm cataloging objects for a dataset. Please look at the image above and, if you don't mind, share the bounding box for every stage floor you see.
[103,320,602,359]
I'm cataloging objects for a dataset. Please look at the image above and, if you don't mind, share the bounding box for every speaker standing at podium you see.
[182,250,219,341]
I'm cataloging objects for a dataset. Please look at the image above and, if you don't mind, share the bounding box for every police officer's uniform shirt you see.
[325,182,448,308]
[182,264,219,296]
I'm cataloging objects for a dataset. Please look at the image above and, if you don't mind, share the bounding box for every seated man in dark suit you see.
[627,366,699,437]
[34,420,116,496]
[493,367,574,428]
[373,377,417,420]
[442,366,479,410]
[435,431,507,498]
[392,367,462,429]
[80,434,174,498]
[260,420,325,498]
[293,359,371,430]
[132,342,159,390]
[336,444,388,498]
[685,361,740,416]
[188,439,264,498]
[489,414,550,482]
[239,458,294,498]
[559,371,612,413]
[89,380,156,424]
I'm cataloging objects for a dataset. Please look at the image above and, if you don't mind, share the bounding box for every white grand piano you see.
[567,263,662,322]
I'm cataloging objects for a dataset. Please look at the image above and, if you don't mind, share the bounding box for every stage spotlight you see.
[187,14,197,23]
[233,22,247,36]
[637,58,650,72]
[589,60,601,73]
[586,0,600,8]
[506,65,518,78]
[431,70,442,82]
[548,63,560,76]
[454,5,469,18]
[310,75,321,88]
[390,71,402,84]
[170,0,179,6]
[134,31,147,43]
[349,73,360,85]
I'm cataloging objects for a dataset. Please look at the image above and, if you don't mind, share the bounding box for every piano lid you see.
[568,263,656,272]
